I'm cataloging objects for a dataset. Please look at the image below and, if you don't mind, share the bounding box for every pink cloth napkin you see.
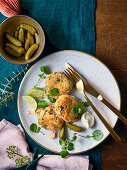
[0,119,93,170]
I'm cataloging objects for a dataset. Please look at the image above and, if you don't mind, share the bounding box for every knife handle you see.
[101,98,127,126]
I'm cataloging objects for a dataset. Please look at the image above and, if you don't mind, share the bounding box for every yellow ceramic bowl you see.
[0,15,45,64]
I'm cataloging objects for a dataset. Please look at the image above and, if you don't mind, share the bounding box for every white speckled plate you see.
[18,50,121,154]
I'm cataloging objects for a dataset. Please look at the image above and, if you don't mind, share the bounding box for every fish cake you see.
[36,105,64,131]
[55,94,78,122]
[45,72,73,99]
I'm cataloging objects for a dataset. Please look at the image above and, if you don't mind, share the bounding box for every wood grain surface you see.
[96,0,127,169]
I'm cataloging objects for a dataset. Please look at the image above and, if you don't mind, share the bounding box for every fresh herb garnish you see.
[59,134,77,158]
[71,107,78,114]
[50,88,59,96]
[76,102,82,108]
[40,66,50,75]
[72,101,90,114]
[30,123,44,134]
[38,73,45,79]
[71,135,77,142]
[79,130,103,141]
[38,100,48,108]
[6,145,29,167]
[48,95,56,103]
[68,142,74,151]
[78,108,82,114]
[92,130,103,141]
[60,151,69,158]
[49,97,56,103]
[82,102,90,107]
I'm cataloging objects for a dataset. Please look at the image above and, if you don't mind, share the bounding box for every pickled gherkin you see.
[5,33,22,47]
[19,28,25,43]
[59,125,66,139]
[20,24,36,35]
[6,43,25,55]
[14,30,19,39]
[35,33,40,44]
[25,39,30,51]
[27,32,34,46]
[5,46,22,57]
[25,44,38,60]
[65,122,82,132]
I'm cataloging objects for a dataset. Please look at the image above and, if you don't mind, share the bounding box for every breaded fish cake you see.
[55,94,78,122]
[36,105,64,131]
[45,72,73,98]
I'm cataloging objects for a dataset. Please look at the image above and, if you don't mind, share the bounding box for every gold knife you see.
[65,63,127,126]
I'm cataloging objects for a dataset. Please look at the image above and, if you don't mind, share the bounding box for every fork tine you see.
[65,69,78,83]
[66,63,83,80]
[64,70,76,83]
[67,67,80,81]
[64,70,74,82]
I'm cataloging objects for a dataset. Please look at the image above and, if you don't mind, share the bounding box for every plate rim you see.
[17,50,121,154]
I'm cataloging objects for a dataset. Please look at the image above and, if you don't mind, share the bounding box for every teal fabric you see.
[0,0,101,170]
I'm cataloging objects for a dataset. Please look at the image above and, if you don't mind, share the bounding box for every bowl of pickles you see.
[0,15,45,64]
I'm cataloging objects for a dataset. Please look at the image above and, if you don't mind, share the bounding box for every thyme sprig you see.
[0,65,29,106]
[6,145,29,167]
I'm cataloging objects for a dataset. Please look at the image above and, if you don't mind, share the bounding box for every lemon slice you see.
[28,87,45,98]
[23,95,37,110]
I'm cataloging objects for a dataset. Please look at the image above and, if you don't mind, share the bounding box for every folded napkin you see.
[0,119,93,170]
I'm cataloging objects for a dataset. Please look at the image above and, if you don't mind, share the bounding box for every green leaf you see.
[71,107,78,114]
[76,102,82,108]
[38,100,48,108]
[38,74,45,79]
[36,127,41,133]
[71,135,77,142]
[30,123,41,133]
[61,146,67,151]
[40,66,50,75]
[40,66,45,72]
[30,123,37,132]
[59,139,66,146]
[78,108,82,114]
[50,88,59,96]
[92,130,103,141]
[68,143,74,151]
[57,79,60,82]
[60,151,69,158]
[48,96,56,103]
[83,102,90,107]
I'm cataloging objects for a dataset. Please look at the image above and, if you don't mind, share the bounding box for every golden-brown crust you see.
[45,72,73,99]
[36,105,64,131]
[55,94,78,122]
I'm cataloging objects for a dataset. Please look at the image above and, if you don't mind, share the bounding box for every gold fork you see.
[64,69,121,142]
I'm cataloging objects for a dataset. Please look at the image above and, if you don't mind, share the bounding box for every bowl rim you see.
[0,15,45,65]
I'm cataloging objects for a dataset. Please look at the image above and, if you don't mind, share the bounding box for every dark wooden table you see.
[96,0,127,169]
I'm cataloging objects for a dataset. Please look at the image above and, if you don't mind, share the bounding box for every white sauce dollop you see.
[81,111,95,128]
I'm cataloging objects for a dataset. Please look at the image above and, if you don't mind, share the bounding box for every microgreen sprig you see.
[50,88,59,96]
[6,145,29,167]
[30,123,44,135]
[79,130,103,141]
[71,101,90,114]
[40,66,50,75]
[59,134,77,158]
[35,66,50,86]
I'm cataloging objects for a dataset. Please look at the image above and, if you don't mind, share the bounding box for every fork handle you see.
[83,93,121,142]
[101,98,127,126]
